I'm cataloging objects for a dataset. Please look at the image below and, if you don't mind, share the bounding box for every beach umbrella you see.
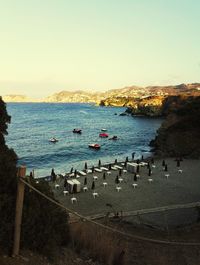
[132,152,135,160]
[162,160,165,167]
[98,159,101,168]
[115,175,119,184]
[70,167,74,173]
[92,165,95,173]
[51,168,56,182]
[148,168,152,176]
[64,178,67,188]
[136,165,140,173]
[115,158,117,164]
[73,184,76,194]
[84,177,87,186]
[164,164,168,172]
[91,180,95,190]
[134,173,137,182]
[84,162,88,170]
[125,156,129,162]
[119,168,122,176]
[177,159,180,167]
[103,172,106,180]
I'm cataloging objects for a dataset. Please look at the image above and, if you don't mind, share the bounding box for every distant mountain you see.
[44,90,105,103]
[2,83,200,103]
[2,95,32,102]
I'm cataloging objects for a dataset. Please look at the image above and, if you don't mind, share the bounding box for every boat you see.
[109,135,118,140]
[99,133,109,138]
[73,128,82,134]
[88,144,101,150]
[49,137,59,143]
[101,128,107,131]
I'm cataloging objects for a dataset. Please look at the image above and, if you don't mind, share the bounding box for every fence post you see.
[12,166,26,257]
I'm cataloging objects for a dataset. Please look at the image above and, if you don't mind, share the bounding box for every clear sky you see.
[0,0,200,98]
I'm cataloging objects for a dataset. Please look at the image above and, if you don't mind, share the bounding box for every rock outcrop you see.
[151,96,200,158]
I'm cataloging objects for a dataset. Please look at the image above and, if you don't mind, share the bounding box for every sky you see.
[0,0,200,98]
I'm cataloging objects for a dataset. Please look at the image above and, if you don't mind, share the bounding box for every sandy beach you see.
[53,158,200,228]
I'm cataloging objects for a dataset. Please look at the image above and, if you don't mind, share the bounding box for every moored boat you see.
[73,128,82,134]
[101,128,107,131]
[88,143,101,150]
[109,135,118,140]
[99,133,109,138]
[49,137,59,143]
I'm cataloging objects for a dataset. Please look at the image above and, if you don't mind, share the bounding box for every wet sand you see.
[53,158,200,227]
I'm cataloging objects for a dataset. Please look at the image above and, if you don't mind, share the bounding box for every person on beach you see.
[134,173,137,181]
[164,164,168,171]
[70,167,73,173]
[132,152,135,160]
[136,165,140,173]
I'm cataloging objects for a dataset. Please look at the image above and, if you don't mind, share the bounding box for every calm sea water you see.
[6,103,163,177]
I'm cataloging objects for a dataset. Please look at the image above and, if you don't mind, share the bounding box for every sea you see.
[6,103,163,177]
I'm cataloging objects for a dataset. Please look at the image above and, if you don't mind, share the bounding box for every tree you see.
[0,97,70,255]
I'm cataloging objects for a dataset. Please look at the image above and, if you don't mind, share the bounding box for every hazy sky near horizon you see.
[0,0,200,98]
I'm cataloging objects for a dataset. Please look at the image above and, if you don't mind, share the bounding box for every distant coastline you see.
[2,82,200,103]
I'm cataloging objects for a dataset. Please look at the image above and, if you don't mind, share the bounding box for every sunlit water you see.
[6,103,163,177]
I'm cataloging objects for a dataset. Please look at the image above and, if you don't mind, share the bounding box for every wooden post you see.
[12,166,26,257]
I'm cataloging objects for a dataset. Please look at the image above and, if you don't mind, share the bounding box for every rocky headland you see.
[150,96,200,158]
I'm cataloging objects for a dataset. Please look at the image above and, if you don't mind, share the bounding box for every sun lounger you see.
[100,167,109,171]
[111,166,118,171]
[78,170,87,176]
[86,169,92,174]
[95,168,102,172]
[114,165,123,169]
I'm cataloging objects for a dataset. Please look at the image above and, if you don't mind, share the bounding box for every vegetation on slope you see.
[0,97,70,255]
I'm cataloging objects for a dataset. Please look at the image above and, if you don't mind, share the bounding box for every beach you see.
[52,157,200,228]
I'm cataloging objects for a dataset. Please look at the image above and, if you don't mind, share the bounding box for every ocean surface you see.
[6,103,163,177]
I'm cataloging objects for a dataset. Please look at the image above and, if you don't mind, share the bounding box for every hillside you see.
[2,83,200,103]
[150,96,200,158]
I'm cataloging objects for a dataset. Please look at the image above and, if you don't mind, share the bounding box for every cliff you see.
[151,96,200,158]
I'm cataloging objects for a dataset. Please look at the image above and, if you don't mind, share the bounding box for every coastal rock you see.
[151,96,200,158]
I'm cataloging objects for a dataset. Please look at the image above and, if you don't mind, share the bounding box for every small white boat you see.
[49,138,58,143]
[88,144,101,150]
[101,128,107,131]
